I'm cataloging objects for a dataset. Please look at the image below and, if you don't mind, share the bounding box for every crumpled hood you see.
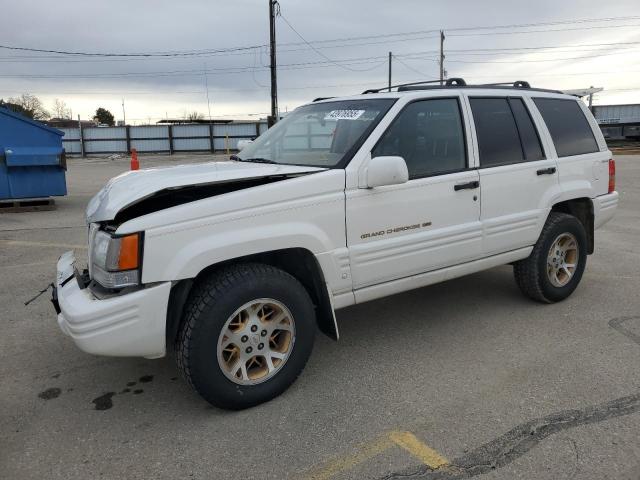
[86,161,325,223]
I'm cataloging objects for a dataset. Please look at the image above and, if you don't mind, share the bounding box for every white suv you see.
[53,79,619,409]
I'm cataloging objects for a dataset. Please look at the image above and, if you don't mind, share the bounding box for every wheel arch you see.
[550,197,594,254]
[166,248,338,350]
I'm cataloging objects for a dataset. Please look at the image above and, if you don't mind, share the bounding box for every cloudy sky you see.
[1,0,639,123]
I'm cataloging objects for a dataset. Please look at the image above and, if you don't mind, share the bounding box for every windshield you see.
[236,99,396,168]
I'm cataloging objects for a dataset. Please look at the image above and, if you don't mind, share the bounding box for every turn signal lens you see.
[118,234,139,270]
[608,159,616,194]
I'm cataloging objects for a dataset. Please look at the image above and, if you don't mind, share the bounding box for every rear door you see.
[467,95,558,255]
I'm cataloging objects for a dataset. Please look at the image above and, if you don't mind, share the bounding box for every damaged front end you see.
[86,160,325,224]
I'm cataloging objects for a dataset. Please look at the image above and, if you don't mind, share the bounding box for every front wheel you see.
[176,263,315,409]
[513,212,588,303]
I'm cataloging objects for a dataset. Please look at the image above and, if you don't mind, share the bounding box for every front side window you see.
[236,99,395,168]
[372,98,467,179]
[533,98,599,157]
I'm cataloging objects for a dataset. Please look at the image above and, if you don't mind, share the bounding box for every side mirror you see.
[366,156,409,188]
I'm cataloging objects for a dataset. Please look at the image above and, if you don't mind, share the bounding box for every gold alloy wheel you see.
[547,232,579,288]
[216,299,296,385]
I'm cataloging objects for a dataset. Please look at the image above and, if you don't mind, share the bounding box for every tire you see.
[176,263,316,410]
[513,212,588,303]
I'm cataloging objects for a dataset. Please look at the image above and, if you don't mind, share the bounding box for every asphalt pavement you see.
[1,153,639,479]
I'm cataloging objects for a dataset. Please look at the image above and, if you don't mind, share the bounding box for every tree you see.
[52,98,71,119]
[94,107,115,126]
[0,99,29,116]
[185,111,204,121]
[5,93,50,120]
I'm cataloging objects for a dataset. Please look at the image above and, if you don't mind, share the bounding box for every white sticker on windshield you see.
[324,109,365,121]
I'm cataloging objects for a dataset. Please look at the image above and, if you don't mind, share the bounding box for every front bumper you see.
[54,251,171,359]
[593,191,619,230]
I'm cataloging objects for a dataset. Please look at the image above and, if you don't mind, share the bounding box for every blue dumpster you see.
[0,107,66,200]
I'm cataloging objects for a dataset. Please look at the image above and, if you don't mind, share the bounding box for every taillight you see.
[608,159,616,193]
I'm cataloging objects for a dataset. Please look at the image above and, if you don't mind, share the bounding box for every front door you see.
[346,96,482,290]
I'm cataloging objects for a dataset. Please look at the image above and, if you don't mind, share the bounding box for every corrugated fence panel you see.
[214,123,259,137]
[131,139,170,152]
[130,125,169,139]
[60,128,79,140]
[214,137,244,150]
[84,127,126,140]
[61,122,266,155]
[172,124,209,138]
[63,140,81,154]
[85,140,128,153]
[60,128,81,153]
[174,138,210,151]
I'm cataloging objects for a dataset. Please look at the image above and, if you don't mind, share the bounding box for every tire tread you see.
[175,263,309,407]
[513,212,577,303]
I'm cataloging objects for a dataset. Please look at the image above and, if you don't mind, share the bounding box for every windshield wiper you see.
[232,156,279,164]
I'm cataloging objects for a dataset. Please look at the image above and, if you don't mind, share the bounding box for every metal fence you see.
[60,122,269,156]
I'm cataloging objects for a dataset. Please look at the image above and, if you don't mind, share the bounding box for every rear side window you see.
[372,98,466,178]
[470,97,538,167]
[533,98,598,157]
[510,98,544,161]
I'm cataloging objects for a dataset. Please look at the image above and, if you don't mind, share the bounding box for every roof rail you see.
[362,79,441,94]
[312,97,335,102]
[359,78,565,96]
[478,80,531,88]
[363,78,467,94]
[399,78,468,91]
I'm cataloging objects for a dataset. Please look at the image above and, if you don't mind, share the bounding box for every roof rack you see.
[476,80,531,88]
[362,78,466,94]
[361,78,562,94]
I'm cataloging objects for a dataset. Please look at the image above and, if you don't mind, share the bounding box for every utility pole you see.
[121,98,126,125]
[388,52,392,91]
[78,114,85,158]
[204,64,212,123]
[439,30,445,85]
[588,85,594,113]
[269,0,279,127]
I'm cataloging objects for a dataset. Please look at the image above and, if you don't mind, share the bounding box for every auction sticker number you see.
[325,110,365,121]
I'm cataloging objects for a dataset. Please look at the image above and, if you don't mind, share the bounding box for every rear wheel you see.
[513,212,587,303]
[176,263,315,409]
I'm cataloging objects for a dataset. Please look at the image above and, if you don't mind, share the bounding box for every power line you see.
[393,55,431,78]
[278,12,382,72]
[1,15,639,59]
[4,40,638,80]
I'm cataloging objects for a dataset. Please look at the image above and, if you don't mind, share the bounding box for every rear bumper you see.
[55,251,171,359]
[593,191,619,229]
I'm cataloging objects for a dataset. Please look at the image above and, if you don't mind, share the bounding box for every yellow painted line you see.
[305,430,449,480]
[388,431,450,469]
[305,435,394,480]
[0,239,87,250]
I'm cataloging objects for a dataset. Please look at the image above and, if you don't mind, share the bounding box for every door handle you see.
[536,167,556,175]
[454,180,480,191]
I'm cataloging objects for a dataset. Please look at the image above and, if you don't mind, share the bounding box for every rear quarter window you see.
[533,98,599,157]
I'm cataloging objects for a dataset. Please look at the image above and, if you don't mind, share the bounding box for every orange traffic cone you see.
[130,148,139,170]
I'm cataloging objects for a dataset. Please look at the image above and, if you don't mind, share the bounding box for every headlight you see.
[91,230,141,288]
